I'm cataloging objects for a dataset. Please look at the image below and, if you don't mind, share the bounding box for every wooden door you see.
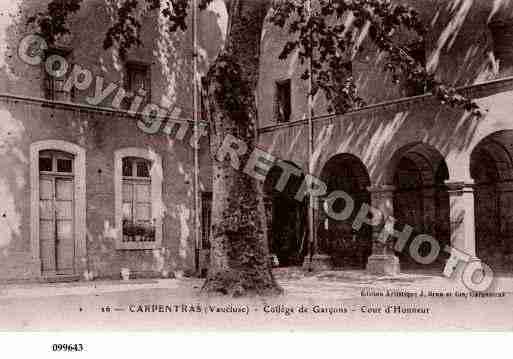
[40,176,75,275]
[475,184,498,264]
[39,176,56,274]
[394,188,424,269]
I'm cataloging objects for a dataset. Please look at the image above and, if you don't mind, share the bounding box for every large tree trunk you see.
[202,0,282,296]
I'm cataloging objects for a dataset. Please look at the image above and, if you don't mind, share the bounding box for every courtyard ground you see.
[0,268,512,330]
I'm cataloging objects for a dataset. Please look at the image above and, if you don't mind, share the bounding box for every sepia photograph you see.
[0,0,512,346]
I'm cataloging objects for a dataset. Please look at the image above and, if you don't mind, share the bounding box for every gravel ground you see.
[0,268,512,330]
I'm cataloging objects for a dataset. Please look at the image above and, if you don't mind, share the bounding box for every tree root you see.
[201,270,283,297]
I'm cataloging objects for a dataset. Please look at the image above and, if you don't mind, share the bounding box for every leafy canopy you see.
[27,0,479,115]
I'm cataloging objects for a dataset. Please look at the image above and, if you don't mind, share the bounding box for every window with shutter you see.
[125,61,151,107]
[114,148,163,250]
[274,79,291,123]
[43,47,74,102]
[121,157,155,243]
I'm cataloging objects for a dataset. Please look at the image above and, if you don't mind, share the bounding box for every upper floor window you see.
[488,19,513,77]
[125,61,151,106]
[404,40,427,96]
[43,47,73,102]
[274,79,291,123]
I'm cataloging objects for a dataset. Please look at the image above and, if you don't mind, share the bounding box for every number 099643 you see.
[52,344,85,352]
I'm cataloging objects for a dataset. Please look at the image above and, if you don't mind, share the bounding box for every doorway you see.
[38,150,75,276]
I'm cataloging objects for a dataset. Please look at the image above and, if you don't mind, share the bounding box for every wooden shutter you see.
[55,178,74,272]
[39,177,55,272]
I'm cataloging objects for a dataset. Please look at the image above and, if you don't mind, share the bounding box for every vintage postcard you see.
[0,0,512,338]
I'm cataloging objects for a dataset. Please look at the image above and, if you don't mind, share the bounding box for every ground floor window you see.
[114,148,163,250]
[121,157,155,243]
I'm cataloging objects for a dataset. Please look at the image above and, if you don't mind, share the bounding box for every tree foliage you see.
[26,0,82,44]
[27,0,479,116]
[268,0,479,113]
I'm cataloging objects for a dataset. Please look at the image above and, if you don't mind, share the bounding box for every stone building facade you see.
[1,0,513,282]
[258,0,513,275]
[0,0,222,281]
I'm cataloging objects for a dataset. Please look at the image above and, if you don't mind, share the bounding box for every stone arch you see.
[388,142,450,272]
[385,142,448,186]
[318,153,372,269]
[263,160,307,266]
[30,140,86,278]
[470,130,513,272]
[471,132,513,182]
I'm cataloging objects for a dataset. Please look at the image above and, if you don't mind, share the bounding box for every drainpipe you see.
[306,0,316,269]
[192,0,202,276]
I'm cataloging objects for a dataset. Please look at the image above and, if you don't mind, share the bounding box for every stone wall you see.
[258,77,513,273]
[0,0,224,281]
[0,0,225,116]
[0,96,209,281]
[258,0,512,129]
